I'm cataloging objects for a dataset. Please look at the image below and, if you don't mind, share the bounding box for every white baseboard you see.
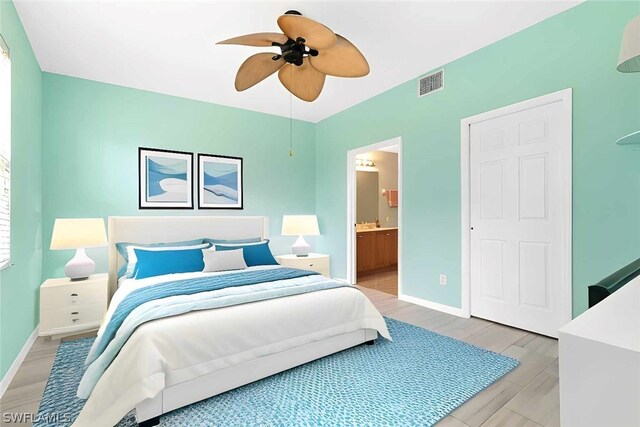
[398,293,469,318]
[0,325,40,398]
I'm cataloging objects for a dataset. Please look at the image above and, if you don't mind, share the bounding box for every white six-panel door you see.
[468,93,571,338]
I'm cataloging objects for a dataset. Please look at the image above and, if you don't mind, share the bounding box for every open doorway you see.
[347,137,402,296]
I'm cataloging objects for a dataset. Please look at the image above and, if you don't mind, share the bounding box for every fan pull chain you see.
[289,66,294,157]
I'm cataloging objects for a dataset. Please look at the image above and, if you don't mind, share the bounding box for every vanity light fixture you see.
[355,159,376,168]
[356,158,378,172]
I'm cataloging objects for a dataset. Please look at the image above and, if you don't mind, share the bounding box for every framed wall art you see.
[139,147,193,209]
[197,153,243,210]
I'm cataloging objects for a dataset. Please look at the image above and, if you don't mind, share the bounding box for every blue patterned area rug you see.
[35,318,518,427]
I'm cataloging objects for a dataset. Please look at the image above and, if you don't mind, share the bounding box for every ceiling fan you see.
[217,10,369,102]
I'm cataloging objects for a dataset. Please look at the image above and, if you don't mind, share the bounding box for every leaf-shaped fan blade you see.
[235,53,286,91]
[310,35,369,78]
[278,59,326,102]
[277,15,337,50]
[218,32,288,47]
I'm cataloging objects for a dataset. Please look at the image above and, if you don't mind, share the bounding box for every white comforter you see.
[73,267,390,426]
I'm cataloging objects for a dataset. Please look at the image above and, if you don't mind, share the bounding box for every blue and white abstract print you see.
[203,161,238,204]
[139,148,193,209]
[147,156,189,202]
[198,154,243,209]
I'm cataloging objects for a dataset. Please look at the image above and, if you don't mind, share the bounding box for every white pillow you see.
[202,248,248,273]
[125,243,210,278]
[211,240,267,247]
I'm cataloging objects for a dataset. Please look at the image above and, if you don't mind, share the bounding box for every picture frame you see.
[197,153,243,210]
[138,147,194,209]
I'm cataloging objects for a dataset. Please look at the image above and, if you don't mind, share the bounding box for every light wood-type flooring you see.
[0,287,558,427]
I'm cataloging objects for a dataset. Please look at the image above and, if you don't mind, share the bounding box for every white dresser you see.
[558,275,640,427]
[276,253,330,277]
[39,273,108,337]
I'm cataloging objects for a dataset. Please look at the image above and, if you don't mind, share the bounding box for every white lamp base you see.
[65,248,96,280]
[292,235,311,257]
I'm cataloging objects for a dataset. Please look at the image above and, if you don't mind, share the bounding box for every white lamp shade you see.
[50,218,108,250]
[281,215,320,236]
[617,16,640,73]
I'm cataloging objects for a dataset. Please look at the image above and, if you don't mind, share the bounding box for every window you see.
[0,35,10,269]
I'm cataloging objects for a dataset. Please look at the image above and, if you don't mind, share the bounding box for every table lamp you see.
[50,218,108,280]
[281,215,320,257]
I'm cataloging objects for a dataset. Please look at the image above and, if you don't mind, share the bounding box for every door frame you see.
[460,88,573,326]
[346,136,403,291]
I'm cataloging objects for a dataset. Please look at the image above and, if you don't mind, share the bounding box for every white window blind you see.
[0,36,10,269]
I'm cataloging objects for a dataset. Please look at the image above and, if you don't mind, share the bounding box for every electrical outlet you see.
[385,216,389,222]
[439,274,447,285]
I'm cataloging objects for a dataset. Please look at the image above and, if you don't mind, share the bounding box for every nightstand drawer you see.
[40,282,106,309]
[293,258,329,272]
[41,302,106,331]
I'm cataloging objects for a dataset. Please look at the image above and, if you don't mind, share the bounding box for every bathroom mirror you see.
[356,171,379,223]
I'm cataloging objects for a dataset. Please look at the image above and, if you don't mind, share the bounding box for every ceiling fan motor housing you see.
[271,11,319,66]
[274,38,319,66]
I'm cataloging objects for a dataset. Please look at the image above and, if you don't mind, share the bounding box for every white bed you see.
[73,216,390,426]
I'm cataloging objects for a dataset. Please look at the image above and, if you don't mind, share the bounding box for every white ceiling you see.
[15,0,582,123]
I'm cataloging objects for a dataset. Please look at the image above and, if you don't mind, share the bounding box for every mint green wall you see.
[41,73,316,279]
[315,1,640,317]
[0,1,43,379]
[2,0,639,381]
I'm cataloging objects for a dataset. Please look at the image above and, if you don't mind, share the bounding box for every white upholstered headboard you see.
[107,216,269,297]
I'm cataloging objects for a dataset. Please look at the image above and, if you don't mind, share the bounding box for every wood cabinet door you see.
[356,232,375,272]
[378,230,398,267]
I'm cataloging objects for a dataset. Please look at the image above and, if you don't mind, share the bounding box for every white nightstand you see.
[276,253,330,277]
[39,273,108,337]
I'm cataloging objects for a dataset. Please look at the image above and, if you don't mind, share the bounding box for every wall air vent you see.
[418,69,444,97]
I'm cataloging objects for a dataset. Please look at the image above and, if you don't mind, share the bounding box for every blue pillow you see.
[133,247,205,280]
[115,239,204,278]
[215,240,278,267]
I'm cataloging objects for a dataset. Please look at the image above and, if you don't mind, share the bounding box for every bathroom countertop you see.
[356,227,399,233]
